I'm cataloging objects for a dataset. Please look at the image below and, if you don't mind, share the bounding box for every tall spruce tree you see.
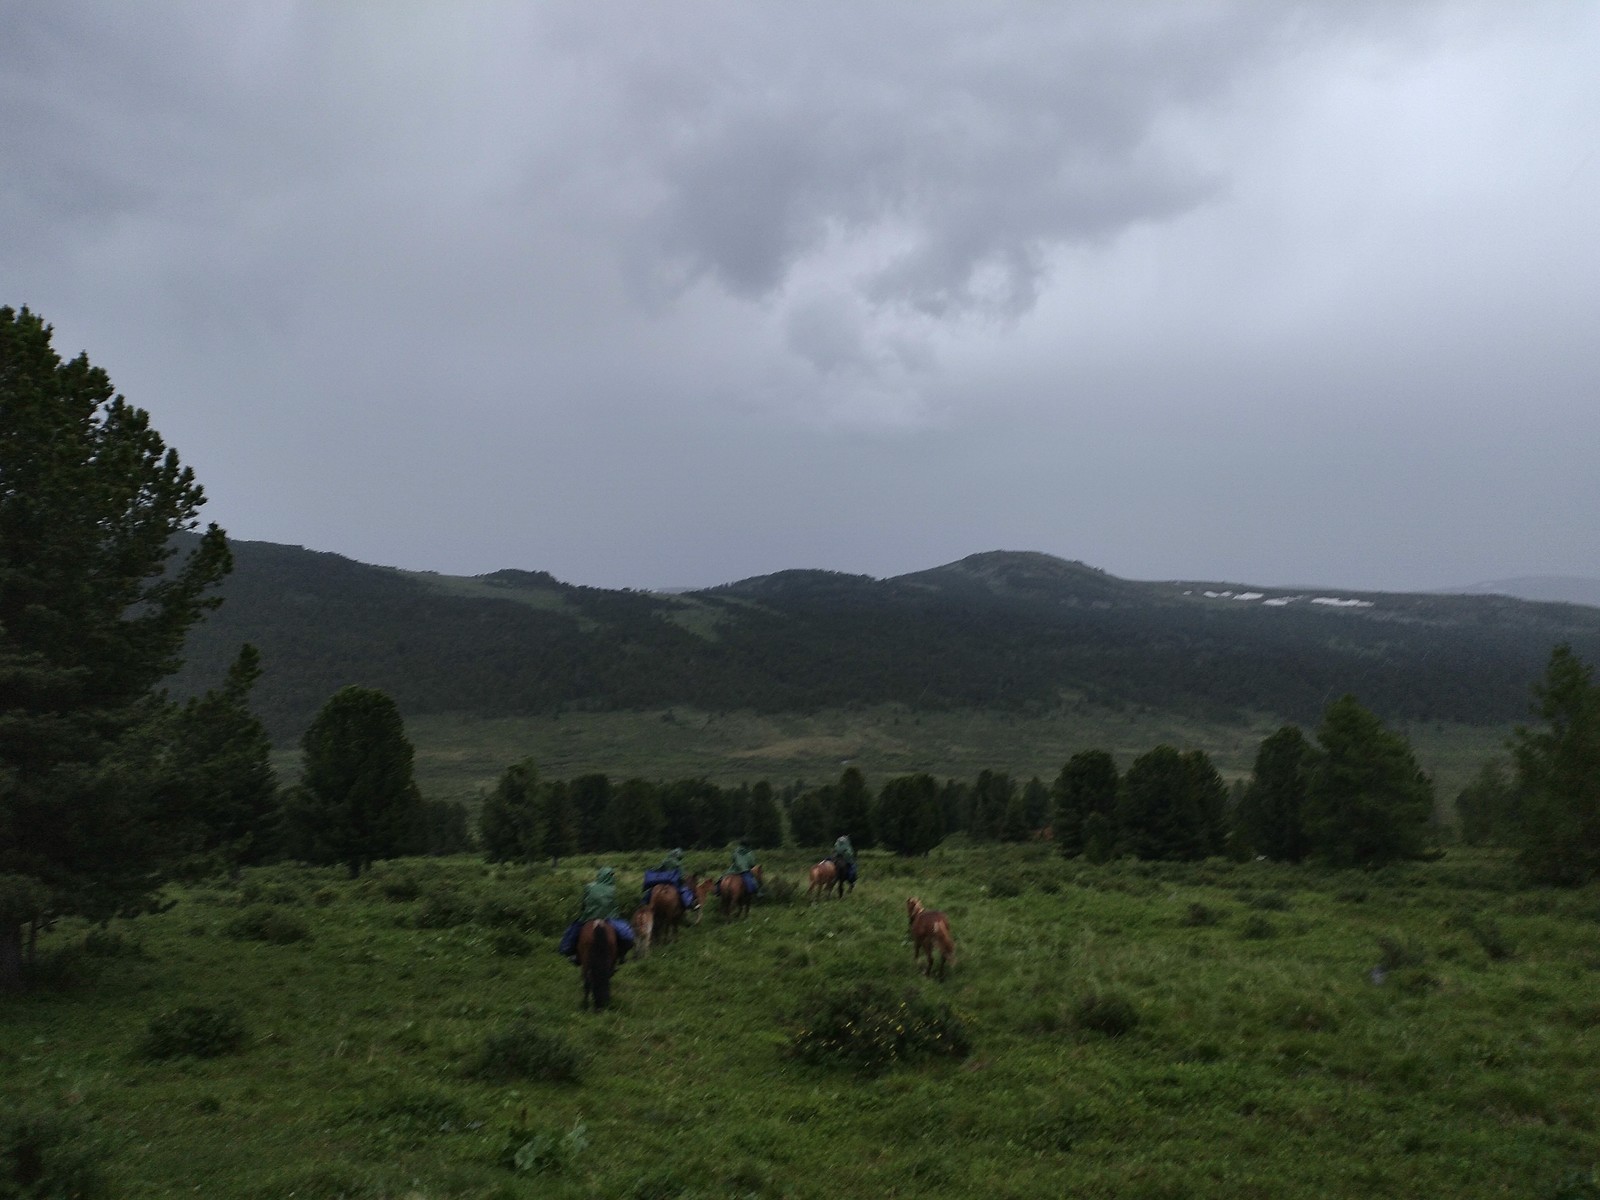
[287,686,424,876]
[1052,750,1119,858]
[163,644,280,871]
[1118,745,1209,861]
[1513,645,1600,884]
[1,306,232,989]
[1235,726,1312,862]
[874,773,944,856]
[1304,695,1433,868]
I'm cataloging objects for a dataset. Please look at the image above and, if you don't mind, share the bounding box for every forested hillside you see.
[169,539,1600,740]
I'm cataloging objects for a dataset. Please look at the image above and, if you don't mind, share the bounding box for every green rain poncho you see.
[833,835,855,867]
[730,843,758,873]
[578,867,621,921]
[656,848,685,873]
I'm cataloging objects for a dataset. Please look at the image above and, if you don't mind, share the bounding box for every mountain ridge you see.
[168,539,1600,739]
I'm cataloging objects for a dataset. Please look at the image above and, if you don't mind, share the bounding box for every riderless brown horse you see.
[717,865,762,919]
[630,904,655,959]
[576,919,617,1010]
[807,858,846,900]
[906,896,955,980]
[645,876,697,947]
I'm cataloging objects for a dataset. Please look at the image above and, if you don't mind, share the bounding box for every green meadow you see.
[330,706,1510,815]
[6,844,1598,1198]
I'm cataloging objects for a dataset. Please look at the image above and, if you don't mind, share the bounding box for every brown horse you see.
[717,865,762,919]
[907,896,955,980]
[630,904,655,958]
[576,919,617,1010]
[646,882,689,946]
[807,858,845,901]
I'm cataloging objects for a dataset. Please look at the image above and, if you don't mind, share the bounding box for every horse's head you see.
[907,896,924,923]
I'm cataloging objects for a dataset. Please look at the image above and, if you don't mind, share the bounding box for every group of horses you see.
[575,857,956,1010]
[574,865,764,1010]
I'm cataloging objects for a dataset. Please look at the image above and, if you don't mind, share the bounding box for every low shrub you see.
[988,876,1025,899]
[499,1120,588,1176]
[1248,890,1292,912]
[224,905,311,944]
[1239,915,1278,940]
[0,1110,110,1199]
[82,927,144,958]
[1070,991,1141,1038]
[139,1005,248,1061]
[761,876,799,906]
[1376,934,1428,972]
[465,1021,583,1084]
[411,889,476,929]
[1181,902,1224,927]
[789,981,970,1074]
[488,929,533,957]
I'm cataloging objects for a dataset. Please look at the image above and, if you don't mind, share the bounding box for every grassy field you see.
[5,844,1597,1198]
[274,705,1512,819]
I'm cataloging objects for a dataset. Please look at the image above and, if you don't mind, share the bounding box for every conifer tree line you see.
[4,304,1600,994]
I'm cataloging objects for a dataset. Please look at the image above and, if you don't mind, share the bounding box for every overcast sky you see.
[5,2,1597,592]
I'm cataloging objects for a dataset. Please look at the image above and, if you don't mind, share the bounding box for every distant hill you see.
[167,539,1600,740]
[1442,576,1600,609]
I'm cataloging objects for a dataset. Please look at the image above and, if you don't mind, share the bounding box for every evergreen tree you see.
[967,770,1014,841]
[875,773,944,855]
[420,799,472,855]
[831,766,874,848]
[1235,726,1312,862]
[288,686,424,876]
[1118,745,1207,861]
[1304,695,1433,868]
[1,306,233,989]
[1051,750,1119,858]
[1021,776,1051,831]
[479,758,541,863]
[605,778,664,851]
[1514,645,1600,884]
[1455,758,1519,847]
[747,780,784,849]
[164,644,280,871]
[568,774,612,852]
[538,779,578,865]
[1182,749,1229,858]
[788,788,832,848]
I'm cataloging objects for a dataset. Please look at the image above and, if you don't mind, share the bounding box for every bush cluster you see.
[224,905,311,944]
[139,1005,248,1060]
[789,981,970,1074]
[0,1110,110,1199]
[464,1021,583,1083]
[1071,991,1141,1038]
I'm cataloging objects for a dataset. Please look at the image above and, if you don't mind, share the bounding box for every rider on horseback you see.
[725,839,760,898]
[558,866,636,964]
[832,834,857,885]
[642,847,697,913]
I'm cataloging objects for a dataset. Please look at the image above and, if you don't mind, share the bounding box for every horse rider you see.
[723,839,761,898]
[832,833,857,885]
[558,866,636,964]
[642,846,698,913]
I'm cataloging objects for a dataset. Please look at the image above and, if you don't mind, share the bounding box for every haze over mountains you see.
[169,538,1600,743]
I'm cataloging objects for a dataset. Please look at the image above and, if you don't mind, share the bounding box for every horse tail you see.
[585,928,614,1011]
[588,921,614,1010]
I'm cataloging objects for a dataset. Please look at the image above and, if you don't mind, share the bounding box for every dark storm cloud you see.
[2,1,1597,592]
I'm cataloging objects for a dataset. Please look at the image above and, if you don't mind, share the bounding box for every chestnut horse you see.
[806,858,845,901]
[576,919,617,1010]
[906,896,955,980]
[630,904,655,959]
[646,881,692,947]
[717,866,762,919]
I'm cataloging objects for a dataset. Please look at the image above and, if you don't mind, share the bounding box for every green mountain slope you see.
[169,539,1600,739]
